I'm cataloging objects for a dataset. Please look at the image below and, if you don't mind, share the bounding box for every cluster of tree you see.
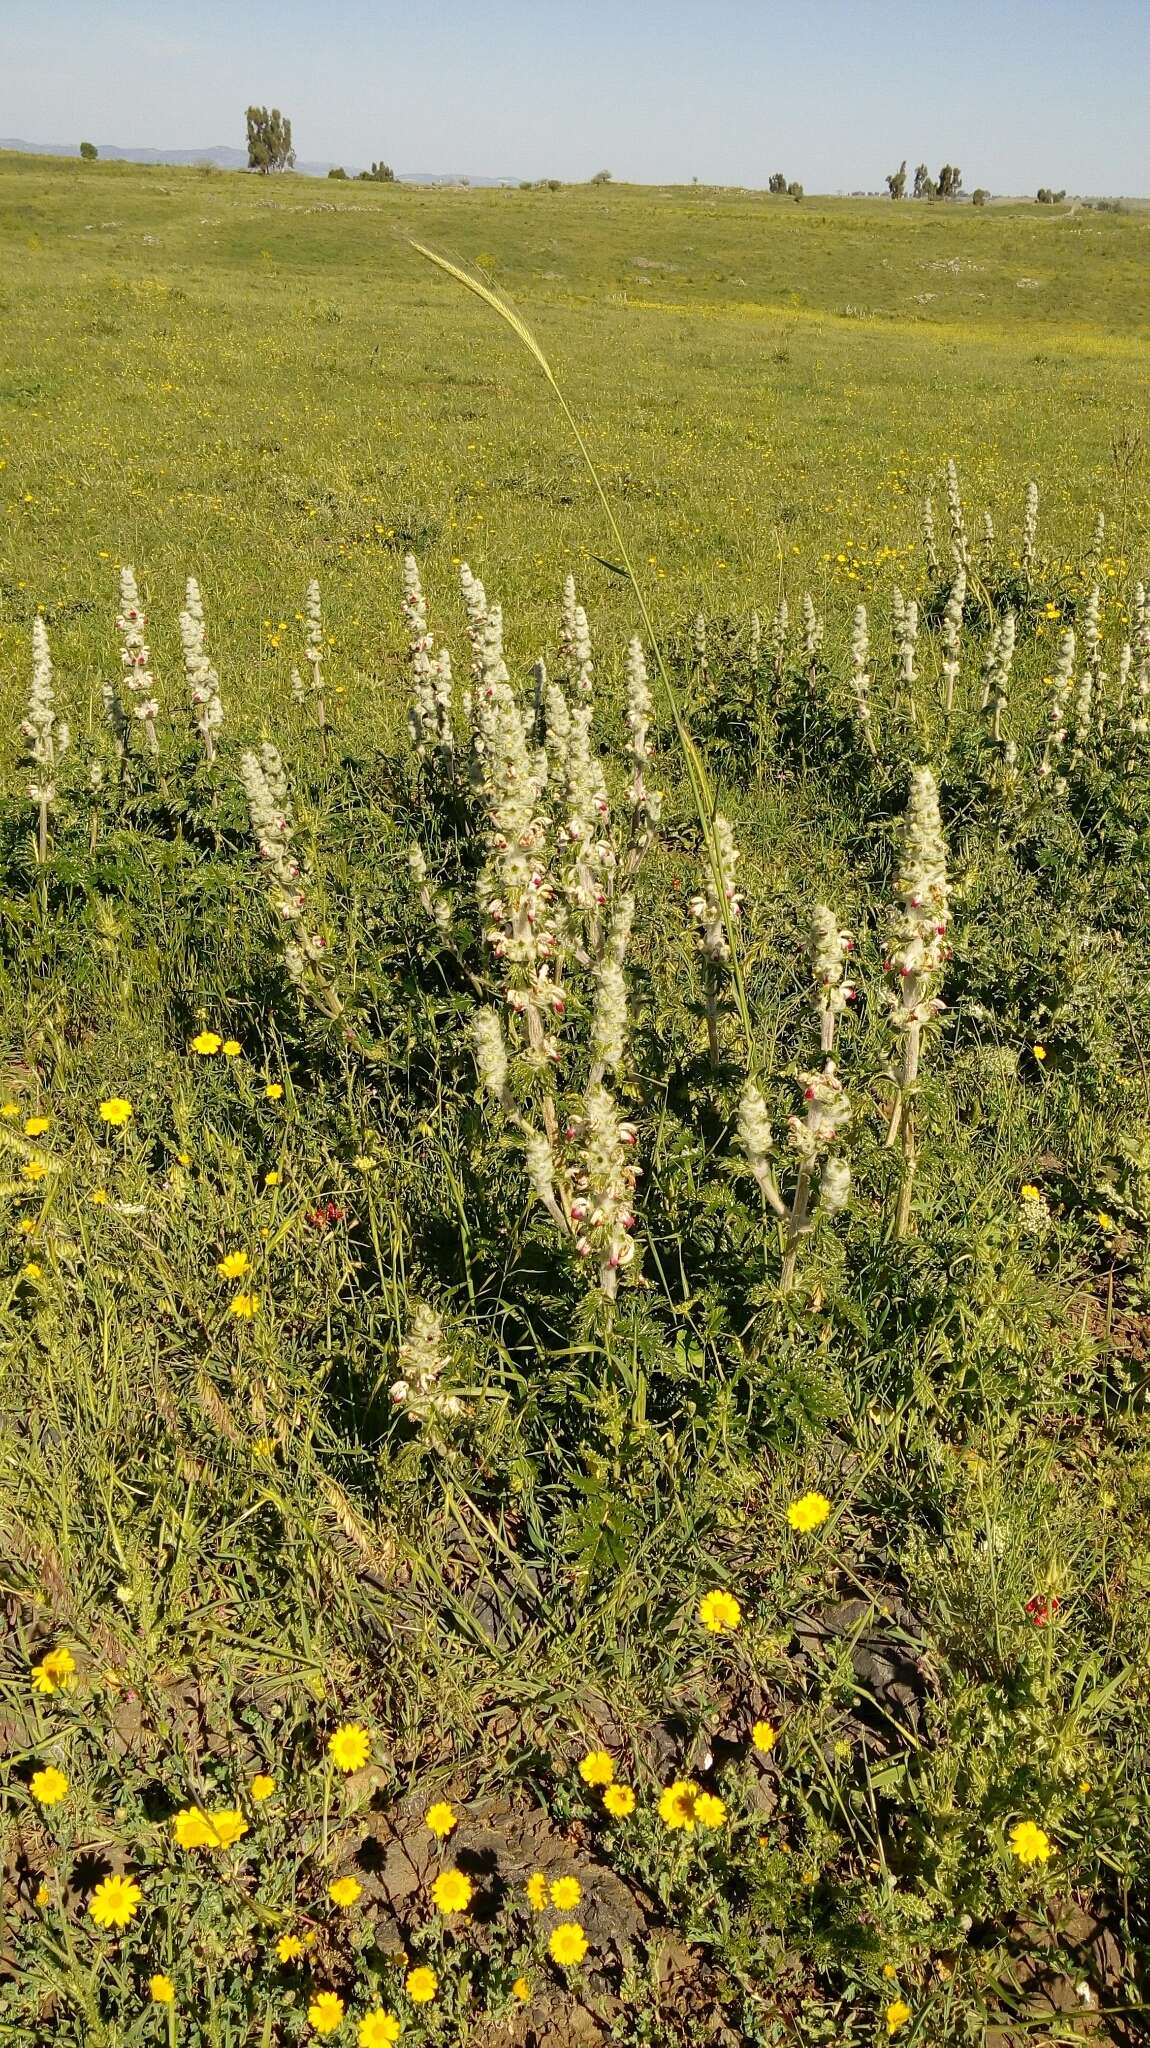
[590,169,613,184]
[768,172,804,198]
[329,162,395,181]
[245,107,294,174]
[1036,187,1067,204]
[520,179,564,191]
[79,140,97,162]
[886,160,965,201]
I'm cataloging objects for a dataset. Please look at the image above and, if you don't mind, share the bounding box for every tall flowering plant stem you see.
[24,618,69,866]
[883,768,951,1239]
[410,242,755,1069]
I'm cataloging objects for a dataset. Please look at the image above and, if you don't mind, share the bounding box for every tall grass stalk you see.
[410,242,756,1069]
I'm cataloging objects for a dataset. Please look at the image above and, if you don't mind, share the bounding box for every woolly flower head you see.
[1021,478,1039,567]
[736,1080,784,1216]
[179,575,223,753]
[809,904,855,1049]
[472,1009,509,1104]
[391,1303,461,1420]
[115,567,159,746]
[624,635,662,829]
[819,1155,852,1215]
[787,1061,852,1170]
[571,601,593,697]
[590,896,633,1078]
[23,616,70,779]
[886,767,950,1024]
[304,578,323,665]
[690,815,742,964]
[562,1084,640,1281]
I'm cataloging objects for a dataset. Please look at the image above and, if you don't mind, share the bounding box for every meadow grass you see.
[0,155,1149,2045]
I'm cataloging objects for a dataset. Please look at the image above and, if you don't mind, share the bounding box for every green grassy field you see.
[1,154,1150,2047]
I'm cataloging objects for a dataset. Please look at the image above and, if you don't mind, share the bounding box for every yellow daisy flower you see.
[24,1116,50,1136]
[329,1874,363,1908]
[358,2012,401,2047]
[431,1867,473,1914]
[307,1991,345,2034]
[191,1031,222,1055]
[217,1250,251,1279]
[328,1723,371,1772]
[1009,1819,1053,1865]
[886,1999,912,2034]
[222,1040,242,1058]
[98,1098,133,1126]
[549,1921,588,1967]
[787,1491,832,1533]
[603,1783,636,1816]
[211,1809,249,1847]
[265,1082,284,1100]
[405,1966,438,2004]
[658,1779,700,1832]
[30,1767,68,1805]
[149,1975,176,2005]
[250,1773,275,1802]
[276,1934,304,1962]
[172,1806,216,1848]
[578,1747,615,1786]
[228,1291,260,1319]
[31,1646,76,1694]
[698,1588,741,1633]
[752,1719,778,1753]
[89,1874,142,1928]
[425,1800,456,1837]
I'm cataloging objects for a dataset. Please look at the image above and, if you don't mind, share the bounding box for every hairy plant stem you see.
[705,975,721,1069]
[885,1019,922,1237]
[779,1165,811,1292]
[895,1100,918,1238]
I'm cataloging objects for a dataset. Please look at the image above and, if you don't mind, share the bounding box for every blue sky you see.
[5,0,1147,191]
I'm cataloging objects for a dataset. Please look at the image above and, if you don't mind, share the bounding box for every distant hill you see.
[0,139,519,184]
